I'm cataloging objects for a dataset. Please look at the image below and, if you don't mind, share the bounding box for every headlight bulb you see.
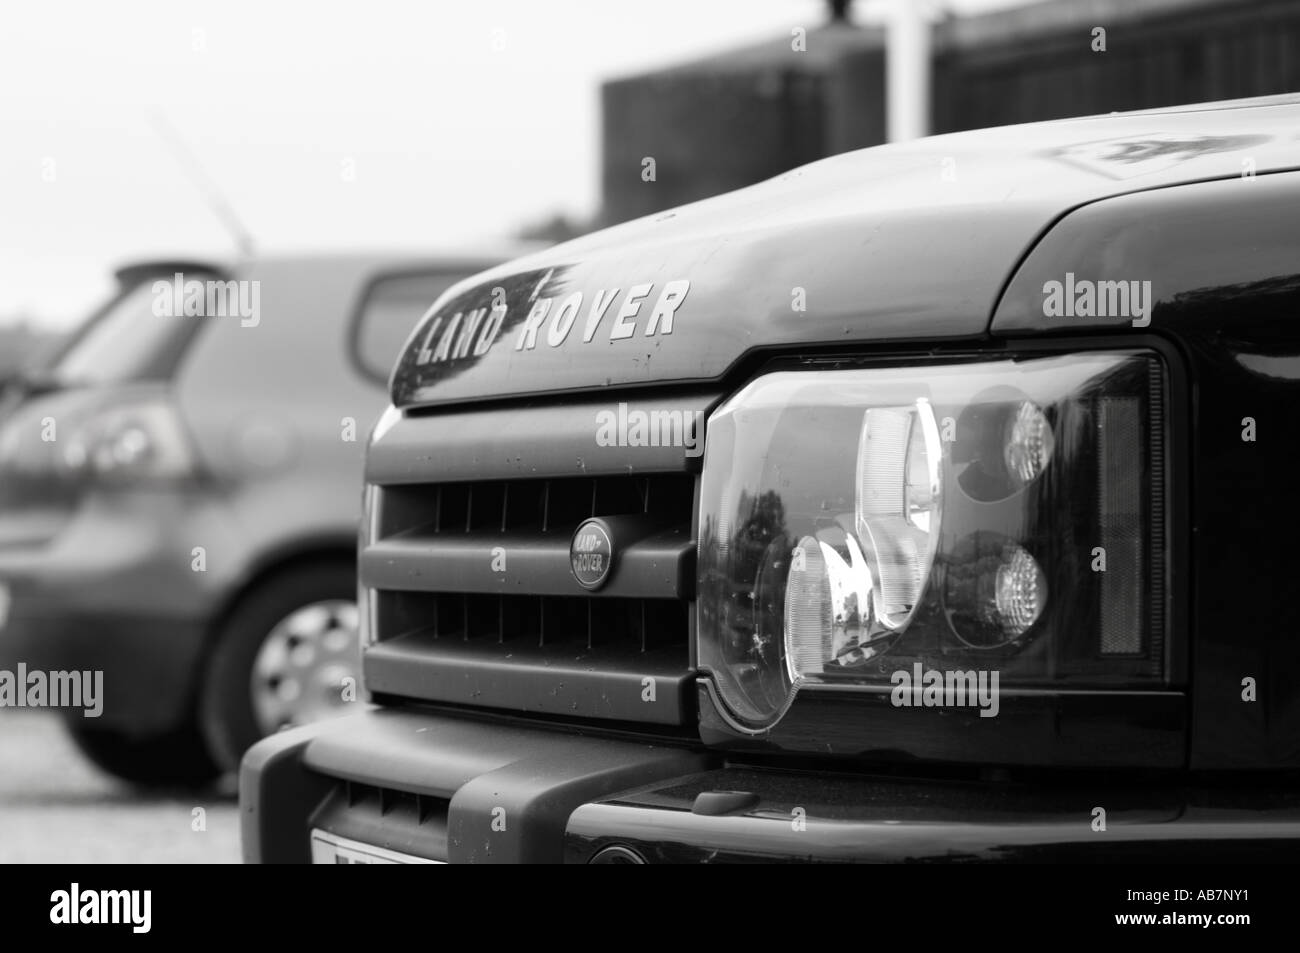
[954,395,1054,501]
[1003,401,1054,487]
[993,543,1047,637]
[946,536,1049,648]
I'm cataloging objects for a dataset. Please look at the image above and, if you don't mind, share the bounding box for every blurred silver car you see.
[0,250,504,784]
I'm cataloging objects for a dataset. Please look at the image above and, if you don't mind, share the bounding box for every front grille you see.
[360,393,715,726]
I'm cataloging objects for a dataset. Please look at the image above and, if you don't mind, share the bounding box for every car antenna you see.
[148,110,257,261]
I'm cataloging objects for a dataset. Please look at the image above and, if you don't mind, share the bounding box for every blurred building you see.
[601,18,885,225]
[600,0,1300,225]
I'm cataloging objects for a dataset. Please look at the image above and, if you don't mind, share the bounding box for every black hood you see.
[392,96,1300,408]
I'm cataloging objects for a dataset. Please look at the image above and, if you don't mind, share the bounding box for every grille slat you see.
[361,527,694,599]
[364,627,694,726]
[366,394,714,485]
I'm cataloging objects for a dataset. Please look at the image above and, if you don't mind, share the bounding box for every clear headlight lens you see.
[697,351,1165,729]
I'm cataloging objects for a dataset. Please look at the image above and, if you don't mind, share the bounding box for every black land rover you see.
[241,96,1300,863]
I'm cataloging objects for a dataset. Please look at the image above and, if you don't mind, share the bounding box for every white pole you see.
[886,0,931,142]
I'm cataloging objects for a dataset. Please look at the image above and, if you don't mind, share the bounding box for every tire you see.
[67,719,222,788]
[199,560,360,773]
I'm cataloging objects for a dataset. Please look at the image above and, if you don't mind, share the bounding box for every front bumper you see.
[242,707,1300,863]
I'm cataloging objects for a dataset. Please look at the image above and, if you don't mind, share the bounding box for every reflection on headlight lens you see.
[855,400,942,632]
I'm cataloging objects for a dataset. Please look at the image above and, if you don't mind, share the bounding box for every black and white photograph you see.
[0,0,1296,913]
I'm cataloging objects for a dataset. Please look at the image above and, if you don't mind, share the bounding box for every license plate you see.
[310,830,443,864]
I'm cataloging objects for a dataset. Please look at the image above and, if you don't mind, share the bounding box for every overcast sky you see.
[0,0,1028,329]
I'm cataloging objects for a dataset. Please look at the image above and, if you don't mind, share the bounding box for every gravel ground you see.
[0,711,240,863]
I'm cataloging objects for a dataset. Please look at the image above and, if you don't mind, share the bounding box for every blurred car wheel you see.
[199,560,360,773]
[67,719,222,788]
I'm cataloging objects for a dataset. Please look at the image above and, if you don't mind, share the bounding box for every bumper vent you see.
[309,781,449,862]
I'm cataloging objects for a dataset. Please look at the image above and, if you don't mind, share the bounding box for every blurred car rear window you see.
[53,276,215,386]
[354,271,469,382]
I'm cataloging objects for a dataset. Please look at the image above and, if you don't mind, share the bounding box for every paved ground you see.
[0,711,240,863]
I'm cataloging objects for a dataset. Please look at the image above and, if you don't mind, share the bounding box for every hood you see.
[393,96,1300,408]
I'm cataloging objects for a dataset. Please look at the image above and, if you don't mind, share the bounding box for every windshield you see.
[49,274,218,386]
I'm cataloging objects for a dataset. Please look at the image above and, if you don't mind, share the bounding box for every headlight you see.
[698,351,1166,730]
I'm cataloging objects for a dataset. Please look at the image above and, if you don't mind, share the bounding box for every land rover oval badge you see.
[571,519,614,591]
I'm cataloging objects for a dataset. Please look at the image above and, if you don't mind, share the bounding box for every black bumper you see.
[241,707,1300,863]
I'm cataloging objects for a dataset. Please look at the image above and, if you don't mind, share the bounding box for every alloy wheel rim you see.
[250,599,360,736]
